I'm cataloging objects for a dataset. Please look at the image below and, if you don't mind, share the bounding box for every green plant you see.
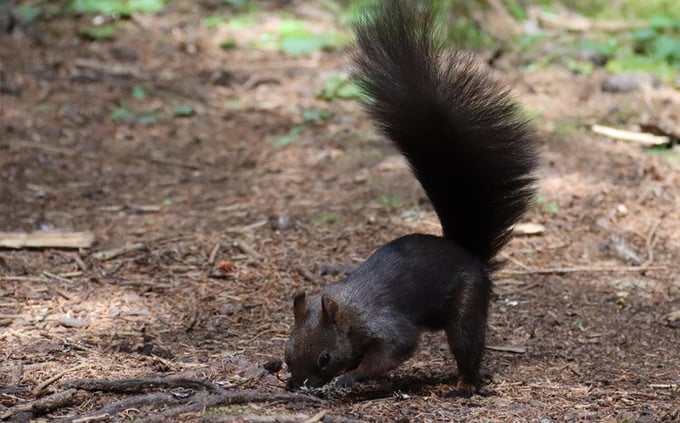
[69,0,166,15]
[318,73,362,101]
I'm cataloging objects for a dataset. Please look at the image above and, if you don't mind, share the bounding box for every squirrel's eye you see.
[318,353,331,368]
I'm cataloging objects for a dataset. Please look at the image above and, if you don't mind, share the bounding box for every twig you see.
[226,220,269,234]
[34,364,89,396]
[208,243,221,265]
[486,345,527,354]
[91,243,145,261]
[42,271,74,284]
[498,265,668,276]
[499,253,531,270]
[303,410,328,423]
[648,383,678,389]
[233,239,261,258]
[642,218,661,268]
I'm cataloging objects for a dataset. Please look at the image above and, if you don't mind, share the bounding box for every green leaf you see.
[653,35,680,63]
[377,194,403,208]
[271,125,308,147]
[173,104,195,117]
[303,109,331,122]
[220,39,237,50]
[132,85,147,100]
[312,213,340,225]
[632,28,658,43]
[545,201,559,214]
[223,99,243,109]
[137,111,162,124]
[649,15,676,30]
[17,5,41,22]
[78,23,117,40]
[201,16,225,28]
[223,0,247,7]
[279,32,333,56]
[318,73,362,101]
[111,106,134,121]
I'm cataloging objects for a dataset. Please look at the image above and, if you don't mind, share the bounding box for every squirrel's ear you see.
[321,296,349,333]
[321,295,339,323]
[293,292,308,325]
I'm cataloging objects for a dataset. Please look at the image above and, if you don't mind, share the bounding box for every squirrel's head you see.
[284,292,353,390]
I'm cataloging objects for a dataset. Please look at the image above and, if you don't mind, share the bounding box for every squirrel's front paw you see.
[335,373,356,389]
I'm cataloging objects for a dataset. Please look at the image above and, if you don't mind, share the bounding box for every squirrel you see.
[284,0,538,396]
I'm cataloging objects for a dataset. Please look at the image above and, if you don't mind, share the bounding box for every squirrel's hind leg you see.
[444,274,492,395]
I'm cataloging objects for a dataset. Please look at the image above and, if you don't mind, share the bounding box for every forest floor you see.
[1,2,679,422]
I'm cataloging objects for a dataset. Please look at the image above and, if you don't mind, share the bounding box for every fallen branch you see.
[59,376,226,394]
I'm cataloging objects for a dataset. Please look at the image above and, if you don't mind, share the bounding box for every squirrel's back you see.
[354,1,539,264]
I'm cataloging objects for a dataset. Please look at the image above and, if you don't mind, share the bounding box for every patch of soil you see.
[1,2,678,422]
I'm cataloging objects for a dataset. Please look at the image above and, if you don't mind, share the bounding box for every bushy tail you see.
[353,0,539,265]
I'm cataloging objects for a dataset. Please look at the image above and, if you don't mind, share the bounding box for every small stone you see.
[602,72,660,93]
[58,316,89,328]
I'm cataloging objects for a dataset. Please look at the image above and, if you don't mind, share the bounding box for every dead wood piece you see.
[73,58,147,80]
[592,124,670,147]
[0,388,77,420]
[0,231,95,249]
[59,376,226,394]
[91,243,145,261]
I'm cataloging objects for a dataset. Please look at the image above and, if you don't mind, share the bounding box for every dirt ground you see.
[1,2,679,422]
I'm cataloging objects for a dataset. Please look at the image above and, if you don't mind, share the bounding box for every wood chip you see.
[513,222,545,235]
[0,231,95,249]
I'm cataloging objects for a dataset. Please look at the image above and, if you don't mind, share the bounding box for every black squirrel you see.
[284,0,538,395]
